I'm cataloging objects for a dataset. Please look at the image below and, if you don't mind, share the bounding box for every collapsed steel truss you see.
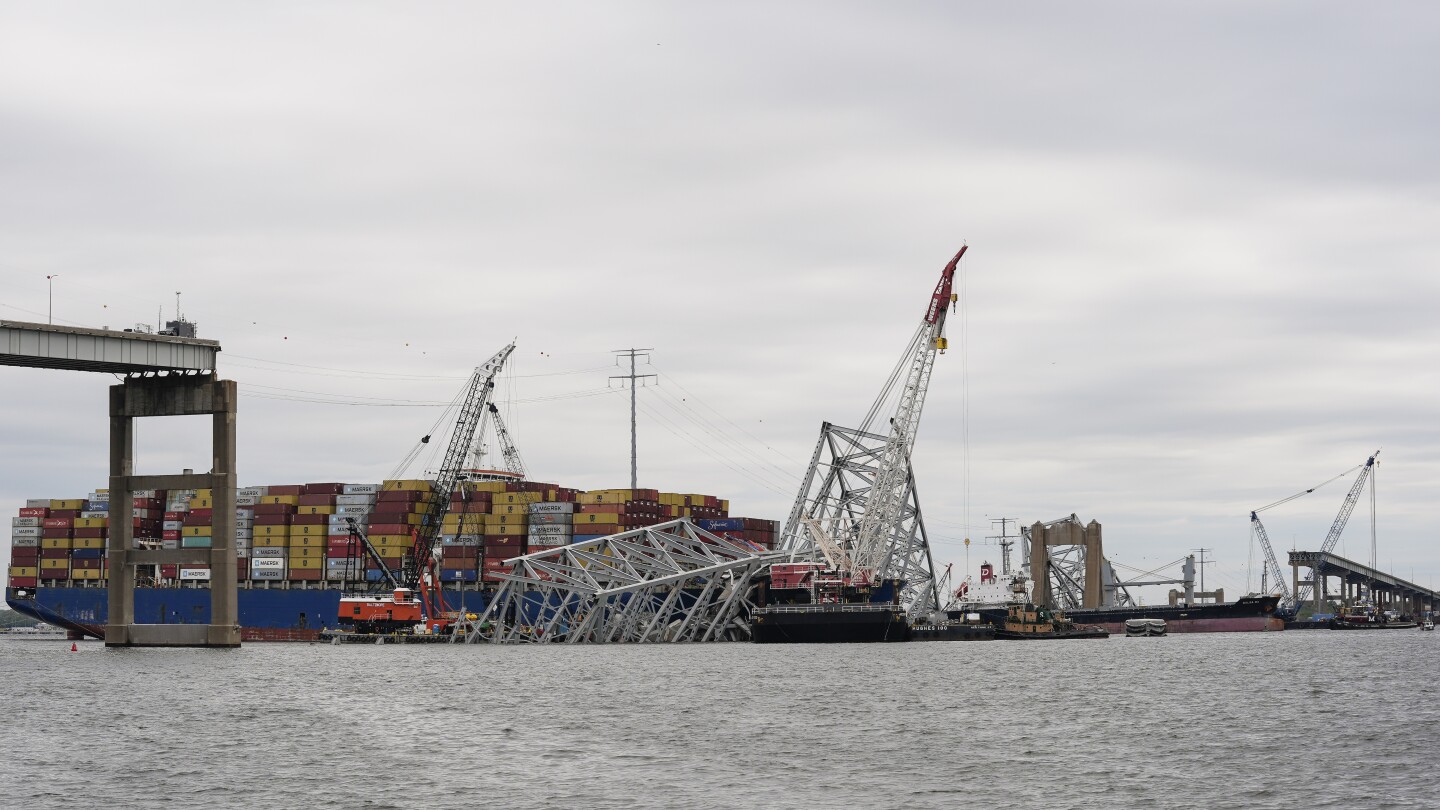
[779,422,940,616]
[459,519,784,644]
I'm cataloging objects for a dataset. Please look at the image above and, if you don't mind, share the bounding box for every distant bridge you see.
[0,319,218,375]
[1289,550,1438,617]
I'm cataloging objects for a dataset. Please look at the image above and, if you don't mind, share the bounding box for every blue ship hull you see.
[6,585,495,639]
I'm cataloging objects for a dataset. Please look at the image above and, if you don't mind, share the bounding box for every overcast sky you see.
[3,2,1437,600]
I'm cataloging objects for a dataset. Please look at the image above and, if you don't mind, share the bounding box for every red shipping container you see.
[440,558,476,570]
[253,503,296,515]
[297,493,336,506]
[9,576,38,588]
[292,513,328,525]
[72,527,105,538]
[573,524,620,536]
[163,511,183,522]
[188,508,214,520]
[484,544,523,558]
[41,527,74,539]
[288,569,322,581]
[160,565,179,577]
[486,533,526,545]
[266,484,304,496]
[163,530,181,541]
[301,483,345,496]
[49,510,80,520]
[10,548,40,562]
[134,498,163,510]
[72,558,103,570]
[184,514,212,527]
[327,542,357,555]
[253,514,293,526]
[366,522,414,535]
[376,490,424,503]
[442,545,479,559]
[40,548,69,560]
[18,507,50,518]
[42,517,73,529]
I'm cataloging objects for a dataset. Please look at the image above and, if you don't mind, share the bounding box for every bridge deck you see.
[1289,549,1439,599]
[0,320,219,374]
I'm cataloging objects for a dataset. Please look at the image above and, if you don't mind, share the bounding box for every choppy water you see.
[2,631,1438,809]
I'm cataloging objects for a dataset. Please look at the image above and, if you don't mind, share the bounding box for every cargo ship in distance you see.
[950,563,1284,634]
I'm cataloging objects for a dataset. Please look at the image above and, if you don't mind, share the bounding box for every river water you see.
[2,631,1437,809]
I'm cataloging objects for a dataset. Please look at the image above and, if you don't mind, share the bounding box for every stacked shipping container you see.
[8,479,777,592]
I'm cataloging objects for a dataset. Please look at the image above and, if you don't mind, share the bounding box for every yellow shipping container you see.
[297,505,336,515]
[260,494,299,506]
[289,547,325,561]
[73,569,103,580]
[721,500,729,512]
[494,492,543,505]
[484,514,527,527]
[383,479,434,492]
[574,513,620,525]
[287,524,327,537]
[658,493,685,506]
[288,559,324,570]
[40,558,70,570]
[72,537,105,549]
[254,525,288,537]
[253,536,290,548]
[182,526,212,537]
[74,517,108,529]
[41,537,73,549]
[490,503,529,516]
[462,481,509,493]
[369,535,412,549]
[289,535,326,548]
[484,525,526,537]
[8,566,38,578]
[50,498,86,510]
[192,497,214,509]
[195,488,213,498]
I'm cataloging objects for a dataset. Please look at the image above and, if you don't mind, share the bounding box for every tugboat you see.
[991,580,1108,640]
[1329,593,1419,630]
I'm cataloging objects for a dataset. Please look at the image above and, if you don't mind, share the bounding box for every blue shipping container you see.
[696,518,744,532]
[72,548,105,559]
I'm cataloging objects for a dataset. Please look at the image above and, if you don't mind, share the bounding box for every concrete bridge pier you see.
[106,374,239,648]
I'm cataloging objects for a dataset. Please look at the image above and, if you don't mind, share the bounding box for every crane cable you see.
[1252,462,1365,514]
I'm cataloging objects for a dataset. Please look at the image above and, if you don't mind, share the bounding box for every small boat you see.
[1422,619,1435,632]
[994,600,1108,640]
[1125,618,1167,637]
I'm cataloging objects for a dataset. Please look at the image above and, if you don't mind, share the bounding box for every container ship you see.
[6,477,779,641]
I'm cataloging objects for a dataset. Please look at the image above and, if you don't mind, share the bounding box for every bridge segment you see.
[1289,550,1437,617]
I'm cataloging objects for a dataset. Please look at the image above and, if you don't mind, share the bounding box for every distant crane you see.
[467,403,528,479]
[1249,450,1379,618]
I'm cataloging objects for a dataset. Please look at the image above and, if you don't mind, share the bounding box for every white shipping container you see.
[253,547,286,558]
[527,536,568,547]
[179,567,211,581]
[235,528,253,540]
[11,526,42,537]
[236,548,251,558]
[528,513,573,526]
[335,494,377,506]
[163,521,184,531]
[251,557,286,570]
[133,489,158,499]
[237,487,267,498]
[10,536,39,547]
[25,498,49,508]
[80,511,107,519]
[335,505,372,515]
[529,524,573,536]
[342,484,380,495]
[133,508,156,519]
[87,491,109,501]
[11,517,41,528]
[251,568,286,580]
[161,539,180,550]
[235,495,259,506]
[529,502,575,514]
